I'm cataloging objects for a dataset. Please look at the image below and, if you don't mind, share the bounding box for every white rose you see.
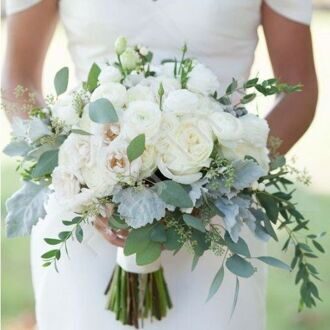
[222,142,270,171]
[157,117,214,184]
[140,76,180,101]
[91,82,127,109]
[127,85,155,103]
[187,63,220,96]
[122,101,161,141]
[140,145,158,179]
[52,167,81,200]
[210,111,243,147]
[121,48,140,71]
[161,62,177,79]
[98,65,122,84]
[239,114,270,147]
[58,134,93,180]
[78,105,92,131]
[197,95,224,114]
[91,122,121,144]
[102,138,142,184]
[163,89,199,114]
[123,71,145,88]
[52,93,80,127]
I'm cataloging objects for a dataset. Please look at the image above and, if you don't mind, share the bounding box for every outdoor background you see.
[1,3,330,330]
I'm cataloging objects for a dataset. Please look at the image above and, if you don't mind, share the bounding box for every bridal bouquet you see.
[4,37,324,328]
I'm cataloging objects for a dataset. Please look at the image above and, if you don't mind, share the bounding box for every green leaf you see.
[32,149,59,178]
[241,93,256,104]
[224,232,251,257]
[207,265,224,302]
[244,78,259,88]
[191,254,200,271]
[256,192,279,223]
[124,225,153,256]
[218,96,231,105]
[154,180,193,208]
[230,277,240,319]
[54,67,69,96]
[183,214,205,232]
[136,241,162,266]
[191,230,209,256]
[270,155,286,171]
[75,224,83,243]
[89,98,118,123]
[150,223,167,243]
[108,215,129,230]
[163,227,182,251]
[86,63,101,92]
[58,231,71,240]
[71,129,92,136]
[257,256,291,271]
[127,134,146,162]
[226,79,238,95]
[312,240,325,253]
[44,238,62,245]
[226,254,255,278]
[41,249,59,259]
[3,140,31,157]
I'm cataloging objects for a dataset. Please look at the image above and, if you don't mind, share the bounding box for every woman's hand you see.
[93,216,128,248]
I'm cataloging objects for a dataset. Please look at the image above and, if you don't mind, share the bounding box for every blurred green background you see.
[1,6,330,330]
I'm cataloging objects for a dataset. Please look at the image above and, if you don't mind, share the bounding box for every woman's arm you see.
[2,0,58,120]
[262,3,318,154]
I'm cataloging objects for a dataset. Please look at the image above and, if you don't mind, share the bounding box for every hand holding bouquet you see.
[4,37,325,328]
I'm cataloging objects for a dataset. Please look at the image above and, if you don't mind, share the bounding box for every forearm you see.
[266,79,318,155]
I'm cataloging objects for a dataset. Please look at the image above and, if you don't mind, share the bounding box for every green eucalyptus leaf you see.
[154,180,193,208]
[150,223,167,243]
[124,225,153,256]
[44,238,62,245]
[136,241,161,266]
[86,63,101,92]
[127,134,146,162]
[54,67,69,96]
[224,232,251,257]
[41,249,59,259]
[226,254,255,278]
[207,265,224,302]
[75,224,84,243]
[163,227,182,251]
[32,149,59,178]
[183,214,205,232]
[230,277,240,319]
[89,98,118,123]
[256,192,279,223]
[257,256,291,271]
[191,229,209,256]
[71,129,92,136]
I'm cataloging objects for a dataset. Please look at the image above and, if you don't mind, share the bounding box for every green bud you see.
[115,36,127,55]
[121,48,140,71]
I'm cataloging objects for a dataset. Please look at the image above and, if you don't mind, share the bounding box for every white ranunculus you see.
[52,93,80,127]
[187,63,220,96]
[210,111,243,147]
[91,82,127,109]
[98,65,122,84]
[239,113,270,147]
[222,142,270,171]
[157,117,214,184]
[102,139,142,185]
[122,101,161,141]
[127,85,155,103]
[140,145,158,179]
[58,134,93,177]
[163,89,199,114]
[121,48,140,71]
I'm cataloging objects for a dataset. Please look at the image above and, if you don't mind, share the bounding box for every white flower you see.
[210,111,243,147]
[91,82,127,109]
[91,122,121,144]
[187,63,220,96]
[103,139,142,184]
[239,114,270,147]
[52,93,80,127]
[163,89,199,114]
[52,167,81,200]
[139,46,149,56]
[140,145,158,178]
[98,65,122,84]
[122,101,161,141]
[121,48,140,71]
[123,71,145,88]
[58,134,93,178]
[222,142,270,171]
[114,36,127,55]
[140,76,180,101]
[161,62,177,78]
[157,117,214,184]
[127,85,155,103]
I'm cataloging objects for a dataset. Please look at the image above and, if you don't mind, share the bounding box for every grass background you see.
[1,8,330,330]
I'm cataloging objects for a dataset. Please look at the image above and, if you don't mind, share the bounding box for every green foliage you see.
[224,232,251,258]
[89,98,118,123]
[182,214,205,233]
[257,256,291,271]
[54,67,69,96]
[226,254,255,278]
[31,149,59,178]
[207,265,224,302]
[127,134,145,162]
[85,63,101,92]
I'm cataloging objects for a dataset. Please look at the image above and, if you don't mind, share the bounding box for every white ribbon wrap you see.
[116,248,161,274]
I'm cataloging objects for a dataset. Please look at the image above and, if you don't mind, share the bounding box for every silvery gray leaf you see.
[11,117,29,140]
[250,208,271,241]
[28,117,52,142]
[3,140,31,157]
[6,181,50,237]
[233,160,266,190]
[189,178,208,205]
[113,186,166,228]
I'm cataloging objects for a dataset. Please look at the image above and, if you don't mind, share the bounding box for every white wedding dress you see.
[7,1,312,329]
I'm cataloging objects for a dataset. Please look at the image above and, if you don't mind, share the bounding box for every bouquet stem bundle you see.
[105,265,172,328]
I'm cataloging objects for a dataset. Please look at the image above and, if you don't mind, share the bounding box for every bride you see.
[3,1,317,329]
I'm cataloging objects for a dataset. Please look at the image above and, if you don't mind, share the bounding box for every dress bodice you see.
[7,0,312,89]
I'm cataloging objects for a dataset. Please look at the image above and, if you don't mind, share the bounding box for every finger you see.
[116,229,129,238]
[104,229,126,247]
[94,216,108,230]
